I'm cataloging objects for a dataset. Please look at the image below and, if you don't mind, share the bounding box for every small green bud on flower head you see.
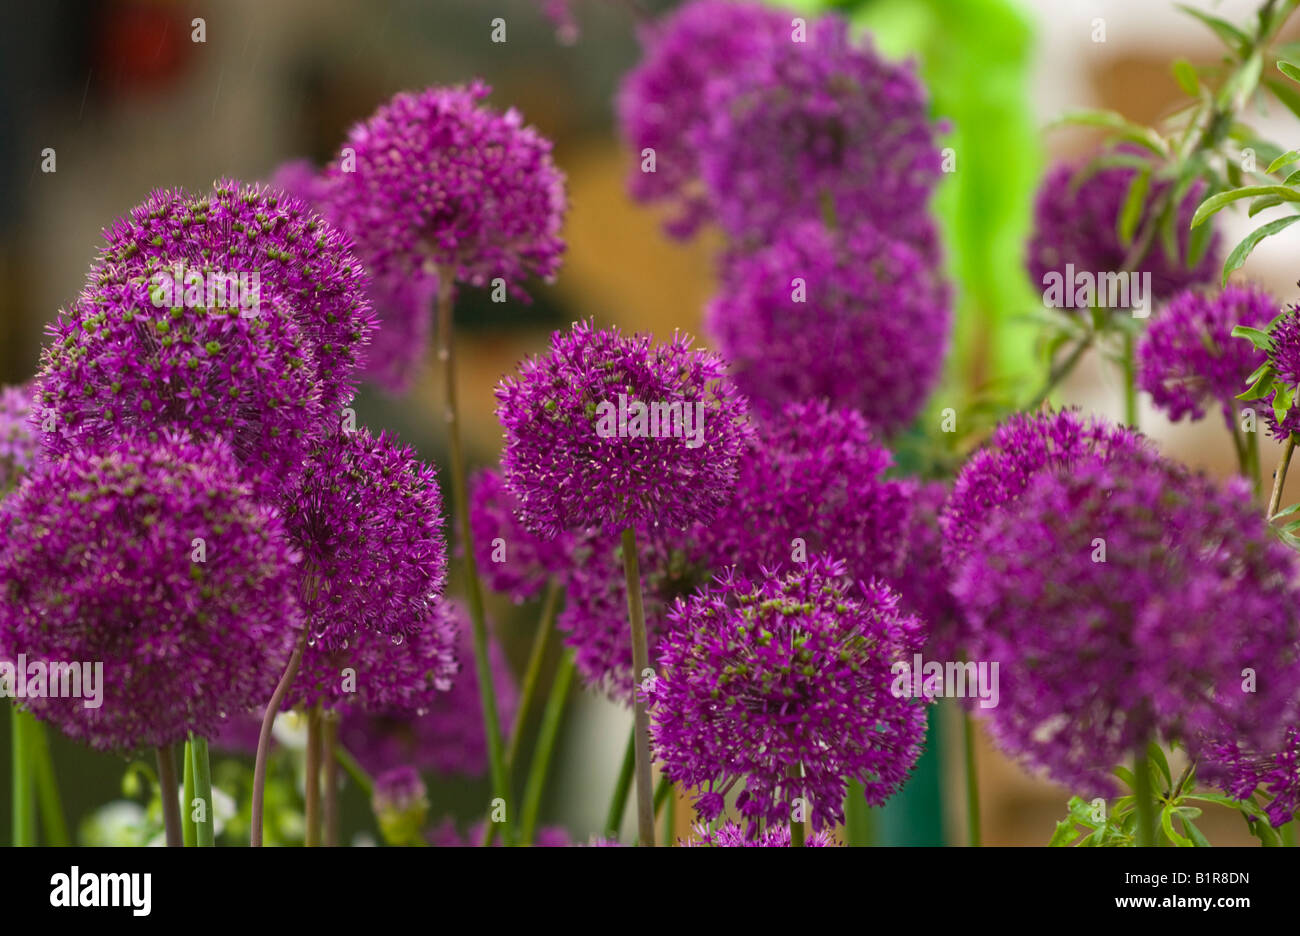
[371,767,430,847]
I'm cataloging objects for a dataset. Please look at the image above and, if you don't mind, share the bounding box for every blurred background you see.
[1,0,1296,845]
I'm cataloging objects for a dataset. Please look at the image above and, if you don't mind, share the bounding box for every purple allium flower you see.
[536,1,580,44]
[0,432,301,751]
[886,480,962,658]
[372,766,430,845]
[1027,158,1221,308]
[282,426,445,648]
[495,320,753,537]
[706,220,950,435]
[558,523,709,701]
[35,283,322,500]
[1205,728,1300,828]
[1252,302,1300,440]
[1137,285,1275,428]
[339,603,519,777]
[85,179,375,414]
[682,820,838,847]
[951,456,1300,794]
[616,0,792,238]
[692,14,945,252]
[699,400,915,579]
[283,601,458,714]
[470,467,573,603]
[323,82,566,296]
[649,557,928,833]
[268,159,437,395]
[940,408,1151,566]
[0,384,37,493]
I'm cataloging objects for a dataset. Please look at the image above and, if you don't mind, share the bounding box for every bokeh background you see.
[1,0,1296,845]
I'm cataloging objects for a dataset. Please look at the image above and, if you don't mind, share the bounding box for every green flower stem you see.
[603,727,636,839]
[1268,433,1297,519]
[662,782,676,846]
[1247,426,1263,499]
[1134,746,1156,847]
[323,714,340,847]
[251,622,308,846]
[182,739,197,847]
[10,706,35,846]
[156,743,183,848]
[963,711,982,847]
[333,742,373,798]
[435,271,512,846]
[1121,330,1138,429]
[484,581,563,847]
[190,735,215,847]
[1027,337,1091,411]
[619,525,657,847]
[304,705,323,847]
[519,652,576,845]
[28,720,67,846]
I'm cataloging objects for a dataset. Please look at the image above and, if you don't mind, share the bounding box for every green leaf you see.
[1219,51,1263,109]
[1118,168,1151,245]
[1184,818,1212,847]
[1192,185,1300,227]
[1186,216,1216,270]
[1248,194,1287,216]
[1279,60,1300,83]
[1049,818,1079,846]
[1233,324,1275,351]
[1274,381,1295,425]
[1048,109,1167,156]
[1161,805,1193,847]
[1147,744,1172,788]
[1265,77,1300,121]
[1266,148,1300,174]
[1173,59,1200,95]
[1223,215,1300,284]
[1237,363,1275,400]
[1284,169,1300,186]
[1113,766,1136,792]
[1176,4,1250,53]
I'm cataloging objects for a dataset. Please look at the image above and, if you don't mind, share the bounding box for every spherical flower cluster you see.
[269,159,436,395]
[1137,285,1275,427]
[558,523,709,701]
[339,604,518,777]
[886,480,962,658]
[649,557,928,832]
[284,601,458,714]
[1027,159,1221,308]
[323,81,566,295]
[1205,728,1300,828]
[692,14,945,252]
[282,426,445,648]
[536,1,579,44]
[616,0,792,238]
[496,320,753,537]
[1253,302,1300,439]
[699,400,914,579]
[469,467,573,603]
[940,408,1151,565]
[0,433,301,751]
[706,220,949,435]
[951,456,1300,794]
[36,281,322,499]
[0,384,37,492]
[682,821,837,847]
[86,180,375,414]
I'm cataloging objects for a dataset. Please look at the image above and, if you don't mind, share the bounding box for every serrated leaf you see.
[1192,185,1300,227]
[1118,168,1151,245]
[1223,215,1300,284]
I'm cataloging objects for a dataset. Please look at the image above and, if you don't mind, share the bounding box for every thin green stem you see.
[963,711,982,847]
[1247,424,1263,499]
[323,714,340,847]
[619,526,657,847]
[156,744,183,848]
[28,721,67,846]
[191,735,215,847]
[662,783,675,846]
[435,272,512,846]
[334,743,373,797]
[1028,337,1091,410]
[11,706,35,846]
[603,727,636,839]
[1134,746,1156,847]
[519,653,576,845]
[1122,330,1138,429]
[304,705,323,847]
[1268,433,1297,519]
[182,739,197,847]
[251,623,308,846]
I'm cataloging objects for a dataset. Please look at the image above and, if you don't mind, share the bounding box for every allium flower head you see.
[1205,728,1300,828]
[693,14,945,251]
[0,384,37,493]
[951,456,1300,793]
[339,603,518,777]
[1027,158,1221,308]
[699,400,915,579]
[616,0,792,238]
[496,320,753,537]
[284,601,458,714]
[683,820,837,847]
[886,480,962,658]
[0,432,301,751]
[282,426,445,648]
[86,179,375,413]
[324,81,566,295]
[940,408,1151,565]
[36,281,322,499]
[1248,301,1300,439]
[1137,285,1275,427]
[269,159,436,395]
[649,557,928,832]
[470,467,573,603]
[707,220,949,435]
